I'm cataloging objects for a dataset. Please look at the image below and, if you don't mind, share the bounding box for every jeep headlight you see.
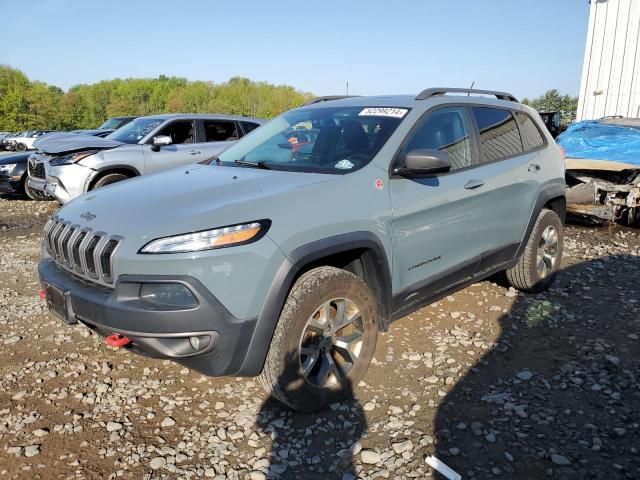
[50,150,99,166]
[139,220,270,254]
[0,163,17,173]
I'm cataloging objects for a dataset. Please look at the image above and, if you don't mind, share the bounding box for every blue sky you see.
[1,0,590,99]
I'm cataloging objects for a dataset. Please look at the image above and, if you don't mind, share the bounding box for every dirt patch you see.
[0,197,638,479]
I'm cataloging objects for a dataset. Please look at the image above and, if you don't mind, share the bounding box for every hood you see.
[56,165,339,242]
[0,152,30,165]
[34,132,123,155]
[72,129,115,136]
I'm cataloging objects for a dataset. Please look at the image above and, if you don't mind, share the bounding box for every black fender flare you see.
[234,231,392,376]
[516,180,566,258]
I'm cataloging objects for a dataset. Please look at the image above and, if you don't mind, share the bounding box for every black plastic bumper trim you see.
[38,258,257,376]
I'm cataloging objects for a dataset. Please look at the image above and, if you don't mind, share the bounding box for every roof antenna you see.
[467,81,475,96]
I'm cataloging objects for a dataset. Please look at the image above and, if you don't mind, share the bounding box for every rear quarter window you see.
[241,122,260,135]
[514,112,545,151]
[472,107,523,162]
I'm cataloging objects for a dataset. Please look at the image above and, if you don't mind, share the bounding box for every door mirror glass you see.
[396,149,452,176]
[151,135,172,151]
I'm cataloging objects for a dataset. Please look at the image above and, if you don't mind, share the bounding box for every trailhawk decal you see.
[359,107,408,118]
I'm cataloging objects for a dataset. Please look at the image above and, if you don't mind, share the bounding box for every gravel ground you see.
[0,195,638,479]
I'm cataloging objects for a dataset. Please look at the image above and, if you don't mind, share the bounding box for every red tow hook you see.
[105,334,131,348]
[38,289,46,300]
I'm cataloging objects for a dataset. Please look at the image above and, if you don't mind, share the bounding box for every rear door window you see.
[471,107,523,162]
[203,120,239,142]
[514,112,545,151]
[402,107,473,170]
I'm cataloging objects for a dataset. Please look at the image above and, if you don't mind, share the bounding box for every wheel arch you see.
[88,165,140,191]
[234,232,392,376]
[516,181,566,259]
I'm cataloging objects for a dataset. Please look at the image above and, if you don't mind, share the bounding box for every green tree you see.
[522,89,578,124]
[0,66,313,131]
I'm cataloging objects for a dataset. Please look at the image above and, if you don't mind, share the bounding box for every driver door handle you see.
[189,150,202,155]
[464,179,485,190]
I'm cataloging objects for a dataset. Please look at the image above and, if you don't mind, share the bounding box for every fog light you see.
[189,336,200,350]
[140,283,198,308]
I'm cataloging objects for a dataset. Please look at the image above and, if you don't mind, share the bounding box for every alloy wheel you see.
[298,298,364,388]
[537,225,558,278]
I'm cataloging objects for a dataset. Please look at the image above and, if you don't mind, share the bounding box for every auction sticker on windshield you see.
[359,107,408,118]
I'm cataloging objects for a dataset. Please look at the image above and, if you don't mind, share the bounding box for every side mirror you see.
[394,149,452,177]
[151,135,172,152]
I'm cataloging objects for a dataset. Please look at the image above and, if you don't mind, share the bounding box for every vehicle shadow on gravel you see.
[434,255,640,479]
[256,351,366,479]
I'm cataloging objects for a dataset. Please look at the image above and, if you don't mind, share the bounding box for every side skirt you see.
[391,243,518,321]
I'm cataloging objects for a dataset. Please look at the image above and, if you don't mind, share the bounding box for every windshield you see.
[106,118,164,144]
[98,118,125,130]
[217,106,408,174]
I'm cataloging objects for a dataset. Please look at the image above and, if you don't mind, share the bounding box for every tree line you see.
[0,65,313,131]
[0,64,579,131]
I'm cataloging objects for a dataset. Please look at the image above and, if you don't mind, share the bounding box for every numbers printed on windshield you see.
[359,107,409,118]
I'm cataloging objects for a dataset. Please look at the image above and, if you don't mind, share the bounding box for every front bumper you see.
[38,258,258,376]
[0,175,20,193]
[28,158,94,204]
[27,174,47,192]
[44,163,93,204]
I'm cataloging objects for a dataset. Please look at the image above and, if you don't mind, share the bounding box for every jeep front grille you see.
[29,159,45,179]
[44,217,122,284]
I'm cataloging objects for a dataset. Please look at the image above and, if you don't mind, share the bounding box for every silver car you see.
[28,114,264,204]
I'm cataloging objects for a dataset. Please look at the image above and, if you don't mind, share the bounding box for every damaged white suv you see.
[28,114,263,204]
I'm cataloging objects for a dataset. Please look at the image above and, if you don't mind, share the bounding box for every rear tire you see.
[506,208,563,292]
[91,173,129,190]
[259,266,379,412]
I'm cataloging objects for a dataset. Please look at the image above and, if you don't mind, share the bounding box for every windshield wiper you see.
[234,159,271,170]
[199,155,220,165]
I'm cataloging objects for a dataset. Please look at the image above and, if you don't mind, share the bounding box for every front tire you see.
[259,266,379,412]
[506,208,563,292]
[91,173,130,190]
[15,143,27,152]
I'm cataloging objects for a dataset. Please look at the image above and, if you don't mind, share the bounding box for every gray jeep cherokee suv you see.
[38,88,566,411]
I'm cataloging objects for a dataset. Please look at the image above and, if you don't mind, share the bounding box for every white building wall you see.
[577,0,640,120]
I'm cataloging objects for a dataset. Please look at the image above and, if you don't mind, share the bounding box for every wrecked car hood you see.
[33,132,123,155]
[71,129,114,136]
[566,158,639,172]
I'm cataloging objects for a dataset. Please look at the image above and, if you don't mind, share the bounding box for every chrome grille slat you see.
[49,222,67,259]
[84,234,102,278]
[65,227,82,268]
[43,218,56,254]
[99,237,121,283]
[92,235,109,280]
[56,223,72,263]
[61,226,76,266]
[45,217,121,285]
[72,230,89,273]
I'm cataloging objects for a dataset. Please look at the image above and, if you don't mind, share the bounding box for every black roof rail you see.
[416,87,518,103]
[303,95,359,106]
